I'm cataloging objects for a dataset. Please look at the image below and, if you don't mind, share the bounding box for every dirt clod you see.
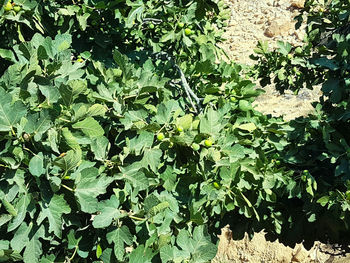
[212,226,350,263]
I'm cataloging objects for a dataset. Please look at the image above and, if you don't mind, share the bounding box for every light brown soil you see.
[220,0,322,121]
[212,226,350,263]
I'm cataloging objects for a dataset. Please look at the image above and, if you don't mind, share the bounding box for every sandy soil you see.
[219,0,322,121]
[212,226,350,263]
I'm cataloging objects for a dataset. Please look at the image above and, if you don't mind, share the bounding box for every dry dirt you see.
[219,0,322,121]
[212,1,350,262]
[212,226,350,263]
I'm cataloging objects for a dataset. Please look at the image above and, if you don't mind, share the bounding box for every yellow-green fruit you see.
[148,23,155,29]
[157,132,165,141]
[77,58,84,63]
[177,126,183,132]
[191,143,200,151]
[184,28,192,36]
[275,160,281,166]
[295,47,303,55]
[204,139,213,147]
[13,5,21,12]
[230,97,237,102]
[114,68,122,77]
[213,182,220,189]
[287,54,293,59]
[178,22,184,28]
[4,2,12,11]
[239,100,252,111]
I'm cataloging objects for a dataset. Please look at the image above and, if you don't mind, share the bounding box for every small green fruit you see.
[4,1,12,11]
[184,28,192,36]
[204,139,213,147]
[303,170,309,174]
[77,58,84,63]
[178,22,184,28]
[213,182,220,189]
[275,160,281,166]
[239,100,252,112]
[157,132,165,141]
[287,54,293,59]
[295,47,303,55]
[230,97,237,102]
[13,5,20,12]
[114,68,122,77]
[191,143,200,151]
[177,126,184,132]
[148,23,155,29]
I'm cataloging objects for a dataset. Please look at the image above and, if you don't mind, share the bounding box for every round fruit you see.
[178,22,184,28]
[301,175,307,181]
[184,28,192,36]
[157,132,165,141]
[114,68,122,77]
[204,139,213,147]
[295,47,303,55]
[191,143,200,151]
[4,1,12,11]
[177,126,184,132]
[275,160,281,166]
[303,169,309,174]
[213,182,220,189]
[230,97,237,102]
[287,54,293,59]
[148,23,154,29]
[13,5,20,12]
[77,58,84,63]
[239,100,252,111]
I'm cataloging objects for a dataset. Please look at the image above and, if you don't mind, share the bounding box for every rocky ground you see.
[219,0,321,121]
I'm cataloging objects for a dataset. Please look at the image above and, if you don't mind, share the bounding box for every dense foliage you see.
[252,0,350,242]
[0,0,349,262]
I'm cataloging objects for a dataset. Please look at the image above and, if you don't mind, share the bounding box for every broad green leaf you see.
[93,195,121,228]
[140,148,162,173]
[75,168,114,213]
[237,123,257,132]
[106,226,132,260]
[72,117,104,138]
[10,222,32,252]
[23,225,45,263]
[53,149,82,172]
[37,194,71,238]
[24,111,51,140]
[90,136,110,161]
[8,194,31,232]
[129,245,153,263]
[200,108,221,135]
[28,153,45,177]
[59,80,87,107]
[0,88,27,132]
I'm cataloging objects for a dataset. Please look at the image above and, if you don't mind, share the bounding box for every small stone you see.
[290,0,305,9]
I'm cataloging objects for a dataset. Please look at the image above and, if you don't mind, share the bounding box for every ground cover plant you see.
[0,0,348,262]
[251,0,350,243]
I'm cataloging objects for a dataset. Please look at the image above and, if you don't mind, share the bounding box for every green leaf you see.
[23,225,45,263]
[8,194,31,232]
[24,111,51,141]
[129,245,153,263]
[75,168,114,213]
[237,123,257,132]
[93,195,121,228]
[106,226,132,260]
[28,153,45,177]
[53,149,82,172]
[140,148,162,173]
[37,194,71,238]
[0,88,27,132]
[72,117,104,138]
[59,80,87,107]
[200,108,221,136]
